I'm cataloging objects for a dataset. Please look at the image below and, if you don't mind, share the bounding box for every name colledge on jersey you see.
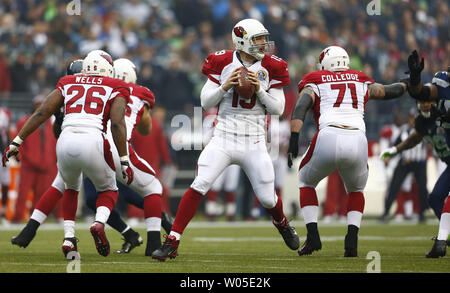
[75,76,103,84]
[321,73,359,83]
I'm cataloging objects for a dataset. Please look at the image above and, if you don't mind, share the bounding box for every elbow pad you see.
[409,85,432,101]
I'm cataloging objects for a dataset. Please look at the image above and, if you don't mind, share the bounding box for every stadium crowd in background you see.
[0,0,448,120]
[0,0,448,223]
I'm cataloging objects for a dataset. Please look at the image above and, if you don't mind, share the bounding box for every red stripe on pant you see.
[299,131,319,170]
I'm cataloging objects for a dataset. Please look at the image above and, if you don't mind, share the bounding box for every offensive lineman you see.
[152,18,299,261]
[287,45,408,257]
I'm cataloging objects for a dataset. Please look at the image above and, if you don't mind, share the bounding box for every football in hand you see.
[235,67,255,99]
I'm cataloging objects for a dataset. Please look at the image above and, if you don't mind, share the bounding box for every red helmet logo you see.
[100,53,113,65]
[319,49,330,64]
[233,26,246,38]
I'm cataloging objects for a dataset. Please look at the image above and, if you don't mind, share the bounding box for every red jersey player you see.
[287,45,408,257]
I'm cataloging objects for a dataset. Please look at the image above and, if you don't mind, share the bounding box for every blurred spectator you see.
[13,94,58,223]
[0,46,11,98]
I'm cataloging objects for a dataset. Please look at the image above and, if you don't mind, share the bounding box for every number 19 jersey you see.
[297,69,374,133]
[202,50,290,137]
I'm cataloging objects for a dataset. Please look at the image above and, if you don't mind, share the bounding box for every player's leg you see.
[206,171,225,221]
[380,163,410,221]
[297,130,336,255]
[11,172,65,248]
[427,166,450,219]
[336,129,369,257]
[152,136,232,261]
[411,161,429,222]
[223,164,241,221]
[72,133,119,257]
[426,196,450,258]
[240,138,299,251]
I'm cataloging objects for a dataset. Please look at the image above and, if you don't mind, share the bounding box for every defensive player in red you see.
[3,50,134,257]
[287,45,408,257]
[152,18,299,261]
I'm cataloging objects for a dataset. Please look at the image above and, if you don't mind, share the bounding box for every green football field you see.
[1,219,449,274]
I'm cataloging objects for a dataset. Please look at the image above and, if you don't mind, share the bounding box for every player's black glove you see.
[407,50,424,86]
[287,132,299,168]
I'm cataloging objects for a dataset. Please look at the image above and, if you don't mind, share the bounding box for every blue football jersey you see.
[415,114,450,165]
[431,71,450,127]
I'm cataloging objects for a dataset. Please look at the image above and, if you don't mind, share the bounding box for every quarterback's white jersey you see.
[56,75,130,134]
[202,50,290,137]
[297,69,374,133]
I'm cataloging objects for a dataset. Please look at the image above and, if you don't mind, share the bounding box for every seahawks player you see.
[381,50,449,258]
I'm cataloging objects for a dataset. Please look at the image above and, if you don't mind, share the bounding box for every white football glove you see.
[2,136,22,167]
[380,146,398,159]
[120,156,134,185]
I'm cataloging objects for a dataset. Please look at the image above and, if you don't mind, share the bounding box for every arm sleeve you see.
[200,79,227,110]
[256,87,285,115]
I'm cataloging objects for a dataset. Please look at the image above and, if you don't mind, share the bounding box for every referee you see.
[380,108,429,222]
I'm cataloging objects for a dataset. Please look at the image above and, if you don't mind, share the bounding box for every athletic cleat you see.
[344,232,358,257]
[151,235,179,262]
[298,233,322,256]
[161,211,174,235]
[90,221,110,257]
[426,238,447,258]
[62,237,79,259]
[116,229,143,254]
[273,217,300,250]
[11,219,39,248]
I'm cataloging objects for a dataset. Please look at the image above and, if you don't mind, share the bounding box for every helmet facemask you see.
[247,33,274,60]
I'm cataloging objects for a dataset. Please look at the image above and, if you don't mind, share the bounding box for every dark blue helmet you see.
[66,59,83,75]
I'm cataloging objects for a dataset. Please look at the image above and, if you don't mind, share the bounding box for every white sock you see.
[226,203,237,216]
[169,231,181,240]
[145,217,161,232]
[31,209,48,224]
[437,213,450,241]
[95,206,111,224]
[64,220,75,238]
[347,211,363,228]
[301,205,318,224]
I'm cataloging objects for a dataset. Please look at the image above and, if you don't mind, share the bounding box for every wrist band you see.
[13,136,23,145]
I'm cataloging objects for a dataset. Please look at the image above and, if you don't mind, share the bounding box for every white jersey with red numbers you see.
[297,69,374,133]
[119,83,155,141]
[55,75,130,135]
[202,50,290,137]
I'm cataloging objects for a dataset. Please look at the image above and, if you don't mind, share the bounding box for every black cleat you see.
[11,219,40,248]
[161,212,173,235]
[117,229,143,254]
[145,231,162,256]
[151,235,179,262]
[273,217,300,250]
[344,226,359,257]
[426,238,447,258]
[62,237,80,259]
[298,232,322,256]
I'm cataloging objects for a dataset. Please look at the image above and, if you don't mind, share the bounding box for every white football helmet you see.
[318,46,350,72]
[231,18,274,60]
[82,50,114,77]
[113,58,137,84]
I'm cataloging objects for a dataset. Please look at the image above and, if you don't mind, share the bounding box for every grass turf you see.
[1,220,449,274]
